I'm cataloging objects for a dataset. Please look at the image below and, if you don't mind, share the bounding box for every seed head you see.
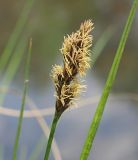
[61,20,94,76]
[51,20,94,113]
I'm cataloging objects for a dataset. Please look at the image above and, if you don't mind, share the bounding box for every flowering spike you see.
[51,20,94,113]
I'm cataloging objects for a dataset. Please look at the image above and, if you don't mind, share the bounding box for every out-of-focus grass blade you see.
[0,35,28,104]
[92,27,114,66]
[0,0,35,71]
[2,35,28,84]
[29,136,45,160]
[12,39,32,160]
[80,0,138,159]
[19,145,27,160]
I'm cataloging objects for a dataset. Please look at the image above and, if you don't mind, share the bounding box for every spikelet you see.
[61,20,94,76]
[51,20,94,113]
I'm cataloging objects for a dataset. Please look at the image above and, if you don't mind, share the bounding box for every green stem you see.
[12,39,32,160]
[44,111,62,160]
[80,0,138,159]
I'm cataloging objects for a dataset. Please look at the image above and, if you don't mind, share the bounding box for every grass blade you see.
[19,145,27,160]
[0,36,28,104]
[80,0,138,159]
[12,39,32,160]
[2,36,28,84]
[0,0,35,71]
[29,136,45,160]
[92,26,114,66]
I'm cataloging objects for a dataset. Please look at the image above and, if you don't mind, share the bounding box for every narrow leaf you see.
[80,0,138,159]
[12,39,32,160]
[0,0,35,71]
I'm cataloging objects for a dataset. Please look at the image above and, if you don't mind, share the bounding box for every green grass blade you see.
[0,0,35,71]
[19,145,27,160]
[29,136,45,160]
[12,39,32,160]
[0,36,28,104]
[2,36,28,84]
[92,27,114,66]
[80,0,138,159]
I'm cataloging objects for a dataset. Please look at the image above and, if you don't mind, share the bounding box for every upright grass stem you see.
[12,39,32,160]
[80,0,138,159]
[44,111,62,160]
[0,0,35,71]
[44,20,93,159]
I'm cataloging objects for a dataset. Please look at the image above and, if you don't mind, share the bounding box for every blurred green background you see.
[0,0,138,160]
[0,0,137,91]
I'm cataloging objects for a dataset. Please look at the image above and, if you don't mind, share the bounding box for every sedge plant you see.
[44,20,94,160]
[44,0,138,159]
[28,25,114,160]
[12,39,32,160]
[80,0,138,159]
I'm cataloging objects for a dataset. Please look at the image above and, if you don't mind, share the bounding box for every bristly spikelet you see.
[51,20,94,113]
[61,20,94,76]
[51,65,63,87]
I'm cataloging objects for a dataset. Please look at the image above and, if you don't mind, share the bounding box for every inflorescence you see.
[51,20,94,113]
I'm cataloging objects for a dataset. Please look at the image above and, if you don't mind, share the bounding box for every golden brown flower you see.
[61,20,94,76]
[51,20,94,113]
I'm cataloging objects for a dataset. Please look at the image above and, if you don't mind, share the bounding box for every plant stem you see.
[12,39,32,160]
[44,111,62,160]
[80,0,138,159]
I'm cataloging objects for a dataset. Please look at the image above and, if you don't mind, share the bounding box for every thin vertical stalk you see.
[44,111,62,160]
[12,39,32,160]
[0,36,28,104]
[80,0,138,159]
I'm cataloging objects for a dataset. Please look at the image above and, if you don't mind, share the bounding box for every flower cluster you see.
[51,20,94,113]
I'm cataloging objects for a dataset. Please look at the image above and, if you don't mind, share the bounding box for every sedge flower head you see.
[51,20,94,113]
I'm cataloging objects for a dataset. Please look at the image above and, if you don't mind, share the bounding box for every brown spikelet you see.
[51,20,94,113]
